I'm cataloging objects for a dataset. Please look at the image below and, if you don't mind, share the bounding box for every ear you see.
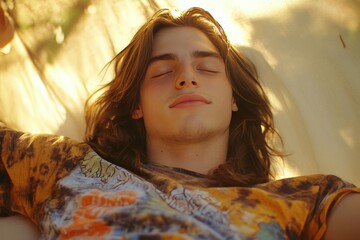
[232,98,238,112]
[132,105,143,119]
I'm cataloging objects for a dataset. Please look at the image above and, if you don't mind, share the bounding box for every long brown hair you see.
[85,7,284,187]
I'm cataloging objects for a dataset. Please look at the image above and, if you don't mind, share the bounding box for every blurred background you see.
[0,0,359,238]
[0,0,359,185]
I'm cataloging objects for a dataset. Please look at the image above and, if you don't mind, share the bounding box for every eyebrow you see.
[149,50,221,64]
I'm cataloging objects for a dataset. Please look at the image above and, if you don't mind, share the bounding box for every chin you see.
[171,125,215,142]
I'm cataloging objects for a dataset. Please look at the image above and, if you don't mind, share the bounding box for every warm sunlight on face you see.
[137,27,236,144]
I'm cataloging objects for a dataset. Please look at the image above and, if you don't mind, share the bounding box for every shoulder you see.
[323,192,360,240]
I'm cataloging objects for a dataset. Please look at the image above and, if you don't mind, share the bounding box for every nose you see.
[175,66,199,89]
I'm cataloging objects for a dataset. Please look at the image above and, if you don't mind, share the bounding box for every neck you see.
[146,133,229,174]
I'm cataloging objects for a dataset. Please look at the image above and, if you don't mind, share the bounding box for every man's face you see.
[133,27,238,144]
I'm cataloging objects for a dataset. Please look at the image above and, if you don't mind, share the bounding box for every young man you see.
[0,7,359,239]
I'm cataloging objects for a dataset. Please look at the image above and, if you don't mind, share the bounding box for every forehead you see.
[152,27,219,56]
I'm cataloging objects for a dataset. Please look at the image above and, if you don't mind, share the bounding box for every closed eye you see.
[152,71,173,78]
[198,69,219,73]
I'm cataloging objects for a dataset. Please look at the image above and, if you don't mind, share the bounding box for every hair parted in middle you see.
[85,7,284,187]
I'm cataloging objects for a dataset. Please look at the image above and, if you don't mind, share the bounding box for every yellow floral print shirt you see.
[0,125,359,239]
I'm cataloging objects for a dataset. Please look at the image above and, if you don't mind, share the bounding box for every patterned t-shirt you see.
[0,124,359,239]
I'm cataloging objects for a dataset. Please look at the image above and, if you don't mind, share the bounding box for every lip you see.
[169,94,211,108]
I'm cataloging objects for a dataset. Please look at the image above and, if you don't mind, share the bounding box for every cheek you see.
[217,85,236,113]
[141,78,170,96]
[216,79,233,101]
[139,85,166,118]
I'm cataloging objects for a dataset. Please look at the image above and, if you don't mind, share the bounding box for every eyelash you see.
[152,68,219,78]
[153,71,173,78]
[197,69,219,73]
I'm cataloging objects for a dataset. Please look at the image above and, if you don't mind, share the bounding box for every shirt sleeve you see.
[302,174,360,240]
[0,123,89,225]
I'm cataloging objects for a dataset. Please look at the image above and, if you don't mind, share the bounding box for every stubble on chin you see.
[169,123,214,143]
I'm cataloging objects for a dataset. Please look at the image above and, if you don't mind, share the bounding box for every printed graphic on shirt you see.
[1,126,359,239]
[60,189,138,239]
[44,152,238,239]
[80,151,116,182]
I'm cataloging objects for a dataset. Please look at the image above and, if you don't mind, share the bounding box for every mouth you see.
[169,94,211,108]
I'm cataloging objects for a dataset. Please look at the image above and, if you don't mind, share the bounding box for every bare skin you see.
[132,27,238,174]
[0,7,5,29]
[324,193,360,239]
[0,6,14,48]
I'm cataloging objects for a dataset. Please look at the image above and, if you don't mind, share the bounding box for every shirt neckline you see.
[143,162,207,178]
